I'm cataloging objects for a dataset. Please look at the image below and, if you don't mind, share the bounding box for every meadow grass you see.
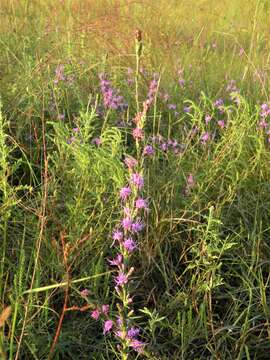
[1,0,270,359]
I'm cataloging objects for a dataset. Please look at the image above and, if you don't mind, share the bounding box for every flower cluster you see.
[95,100,150,357]
[99,73,127,111]
[144,135,185,156]
[178,67,185,88]
[214,98,224,113]
[147,74,159,105]
[258,103,270,143]
[54,64,75,85]
[132,100,150,141]
[100,158,146,355]
[54,64,65,84]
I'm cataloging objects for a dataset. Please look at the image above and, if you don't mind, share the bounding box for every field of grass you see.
[1,0,270,359]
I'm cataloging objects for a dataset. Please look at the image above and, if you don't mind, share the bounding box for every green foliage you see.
[1,1,270,359]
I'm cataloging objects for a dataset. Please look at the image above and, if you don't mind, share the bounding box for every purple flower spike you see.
[183,106,191,113]
[130,173,144,189]
[115,271,128,287]
[123,238,137,253]
[99,73,126,111]
[103,320,113,334]
[120,187,132,201]
[135,198,148,210]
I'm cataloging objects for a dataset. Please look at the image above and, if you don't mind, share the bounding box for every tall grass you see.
[1,0,270,359]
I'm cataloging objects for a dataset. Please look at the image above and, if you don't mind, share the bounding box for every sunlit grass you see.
[1,0,270,359]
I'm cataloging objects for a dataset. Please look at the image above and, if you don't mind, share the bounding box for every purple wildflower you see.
[129,339,144,353]
[258,119,268,129]
[92,137,102,146]
[130,173,144,189]
[132,127,144,140]
[147,77,159,104]
[108,253,123,266]
[218,120,225,129]
[143,145,155,156]
[201,132,210,145]
[112,230,123,243]
[260,103,270,118]
[124,157,138,170]
[183,106,191,113]
[168,103,177,110]
[121,217,133,231]
[57,114,65,121]
[178,78,185,87]
[131,220,144,233]
[72,127,79,133]
[226,79,238,93]
[160,143,168,152]
[205,114,212,124]
[214,98,224,108]
[99,73,126,111]
[54,64,65,84]
[102,304,110,316]
[187,174,194,187]
[123,238,137,253]
[116,316,122,327]
[103,320,113,334]
[91,309,100,321]
[115,330,126,340]
[80,289,90,297]
[119,187,132,201]
[135,198,148,210]
[127,327,140,339]
[115,271,128,287]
